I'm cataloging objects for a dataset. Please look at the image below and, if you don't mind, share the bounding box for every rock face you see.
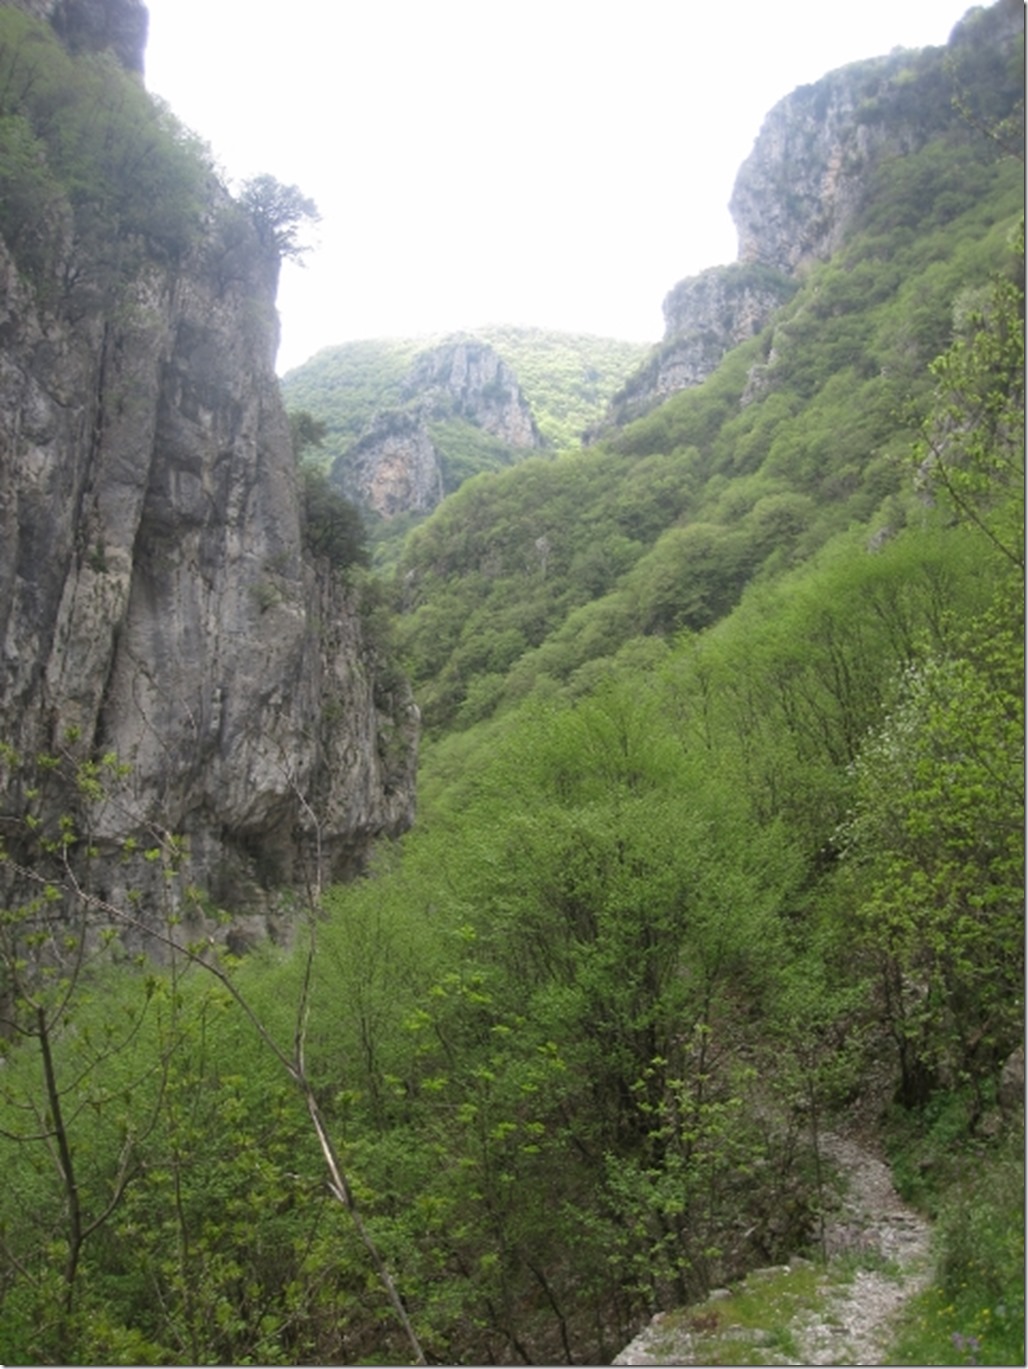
[606,0,1024,425]
[333,338,542,519]
[402,338,541,450]
[346,411,445,519]
[733,0,1024,273]
[0,0,417,938]
[15,0,147,72]
[606,263,796,426]
[729,52,921,276]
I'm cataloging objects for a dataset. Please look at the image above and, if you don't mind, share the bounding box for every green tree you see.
[239,174,319,261]
[289,408,328,460]
[915,219,1025,574]
[287,407,369,569]
[839,229,1025,1106]
[839,642,1023,1107]
[0,745,170,1361]
[301,465,369,570]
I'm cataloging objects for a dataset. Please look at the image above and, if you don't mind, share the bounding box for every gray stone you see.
[333,337,542,519]
[601,0,1023,426]
[0,3,418,941]
[10,0,147,74]
[998,1046,1025,1112]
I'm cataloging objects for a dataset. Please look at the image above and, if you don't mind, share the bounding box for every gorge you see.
[0,2,1023,1365]
[0,0,417,941]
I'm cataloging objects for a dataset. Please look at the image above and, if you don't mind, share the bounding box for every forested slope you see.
[281,329,650,566]
[282,328,649,461]
[395,137,1022,733]
[0,4,1023,1366]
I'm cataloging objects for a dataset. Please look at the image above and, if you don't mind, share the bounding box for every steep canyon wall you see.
[0,0,417,941]
[607,0,1024,425]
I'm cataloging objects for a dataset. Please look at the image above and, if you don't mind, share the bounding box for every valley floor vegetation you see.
[0,12,1024,1363]
[1,220,1022,1365]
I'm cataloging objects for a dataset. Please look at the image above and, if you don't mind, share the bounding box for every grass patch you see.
[889,1282,1023,1367]
[831,1248,904,1282]
[649,1263,829,1365]
[714,1263,824,1328]
[887,1117,1024,1367]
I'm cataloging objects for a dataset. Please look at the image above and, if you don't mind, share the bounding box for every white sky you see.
[144,1,974,374]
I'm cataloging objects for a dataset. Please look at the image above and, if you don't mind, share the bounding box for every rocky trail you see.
[614,1131,933,1367]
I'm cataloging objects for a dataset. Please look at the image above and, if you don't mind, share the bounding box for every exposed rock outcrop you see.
[402,338,542,450]
[606,263,795,426]
[733,0,1024,273]
[604,0,1024,426]
[346,410,445,519]
[331,337,542,519]
[0,1,417,939]
[14,0,147,72]
[729,52,923,277]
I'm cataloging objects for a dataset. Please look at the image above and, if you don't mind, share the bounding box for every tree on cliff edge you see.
[239,174,319,261]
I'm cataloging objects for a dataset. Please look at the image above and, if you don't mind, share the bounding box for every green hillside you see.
[477,325,652,448]
[281,327,650,463]
[300,19,1023,1361]
[395,140,1023,734]
[0,6,1023,1367]
[281,336,430,457]
[351,137,1023,1355]
[281,328,652,570]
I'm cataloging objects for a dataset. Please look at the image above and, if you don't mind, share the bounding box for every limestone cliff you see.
[346,410,445,519]
[731,0,1024,273]
[0,0,417,939]
[605,262,796,426]
[402,338,542,450]
[606,0,1024,426]
[332,337,542,519]
[14,0,146,72]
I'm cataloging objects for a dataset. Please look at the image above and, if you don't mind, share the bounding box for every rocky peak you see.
[403,338,542,449]
[333,337,542,520]
[604,0,1023,426]
[732,0,1022,272]
[11,0,148,74]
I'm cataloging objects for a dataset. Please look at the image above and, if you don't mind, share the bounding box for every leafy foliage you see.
[301,463,369,570]
[476,325,652,449]
[239,173,319,262]
[385,137,1021,733]
[0,10,1024,1366]
[889,1115,1025,1366]
[0,8,209,292]
[289,407,328,457]
[915,219,1025,570]
[288,407,370,570]
[281,327,649,464]
[281,338,428,457]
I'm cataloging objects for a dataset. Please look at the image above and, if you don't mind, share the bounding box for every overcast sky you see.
[144,1,974,374]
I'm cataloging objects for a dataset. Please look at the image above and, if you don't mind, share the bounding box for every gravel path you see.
[614,1131,933,1367]
[788,1132,932,1366]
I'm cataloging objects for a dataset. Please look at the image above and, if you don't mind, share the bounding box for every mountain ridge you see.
[282,327,650,530]
[604,0,1024,426]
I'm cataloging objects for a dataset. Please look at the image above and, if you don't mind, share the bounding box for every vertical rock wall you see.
[0,2,417,939]
[603,0,1024,426]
